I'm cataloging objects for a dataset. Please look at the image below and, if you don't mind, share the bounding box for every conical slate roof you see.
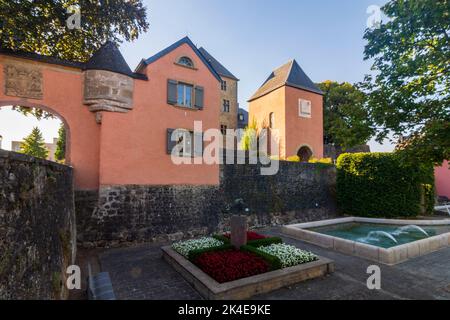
[85,41,134,77]
[248,60,323,101]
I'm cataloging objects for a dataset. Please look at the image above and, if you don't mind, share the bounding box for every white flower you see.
[258,243,317,268]
[172,237,224,257]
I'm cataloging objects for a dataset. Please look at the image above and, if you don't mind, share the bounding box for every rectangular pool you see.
[282,217,450,265]
[310,223,450,249]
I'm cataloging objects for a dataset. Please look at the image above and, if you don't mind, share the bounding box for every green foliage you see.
[361,0,449,165]
[20,127,49,159]
[316,81,374,149]
[188,244,234,262]
[286,155,300,162]
[240,119,258,151]
[240,245,282,271]
[336,152,435,217]
[11,106,56,120]
[212,234,230,244]
[0,0,149,62]
[55,124,66,162]
[309,157,333,165]
[246,237,283,248]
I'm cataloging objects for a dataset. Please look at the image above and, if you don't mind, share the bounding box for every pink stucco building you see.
[248,60,324,160]
[0,37,232,190]
[435,161,450,198]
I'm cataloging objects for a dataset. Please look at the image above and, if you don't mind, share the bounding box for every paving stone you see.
[98,228,450,300]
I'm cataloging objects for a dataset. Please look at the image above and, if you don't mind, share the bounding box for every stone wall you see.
[0,150,76,300]
[77,162,337,247]
[221,162,337,227]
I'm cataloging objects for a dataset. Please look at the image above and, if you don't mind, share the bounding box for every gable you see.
[136,37,222,82]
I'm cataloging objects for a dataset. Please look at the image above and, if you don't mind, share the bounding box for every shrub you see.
[257,244,318,268]
[246,237,283,248]
[188,244,234,261]
[172,237,224,258]
[194,250,270,283]
[213,234,230,244]
[240,245,282,270]
[309,157,333,165]
[286,155,300,162]
[222,231,268,242]
[336,152,435,217]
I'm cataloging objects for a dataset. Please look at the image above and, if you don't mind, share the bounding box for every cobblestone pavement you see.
[99,228,450,300]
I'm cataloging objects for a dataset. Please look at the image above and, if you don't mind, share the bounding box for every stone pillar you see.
[230,215,248,249]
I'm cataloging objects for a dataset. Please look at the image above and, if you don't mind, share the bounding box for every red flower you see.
[223,231,267,241]
[194,250,270,283]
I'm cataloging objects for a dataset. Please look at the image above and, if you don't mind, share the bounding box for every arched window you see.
[269,112,275,129]
[297,146,313,162]
[177,56,194,68]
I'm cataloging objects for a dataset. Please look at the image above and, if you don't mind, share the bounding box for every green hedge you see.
[188,244,234,262]
[336,152,435,217]
[247,237,283,248]
[212,235,283,248]
[240,245,282,271]
[212,234,230,244]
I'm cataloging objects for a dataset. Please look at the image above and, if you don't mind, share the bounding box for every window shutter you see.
[167,129,176,154]
[167,80,178,105]
[194,86,204,110]
[193,131,204,157]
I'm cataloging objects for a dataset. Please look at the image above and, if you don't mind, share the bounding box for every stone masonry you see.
[220,77,239,131]
[76,162,338,247]
[0,150,76,299]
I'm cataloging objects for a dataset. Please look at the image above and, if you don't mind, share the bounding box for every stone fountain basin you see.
[282,217,450,265]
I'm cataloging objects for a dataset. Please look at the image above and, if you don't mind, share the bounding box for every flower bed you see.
[172,237,224,258]
[257,243,317,268]
[171,235,319,283]
[194,249,270,283]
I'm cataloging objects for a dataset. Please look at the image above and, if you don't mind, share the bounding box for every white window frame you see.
[177,83,194,108]
[173,129,193,157]
[299,99,312,118]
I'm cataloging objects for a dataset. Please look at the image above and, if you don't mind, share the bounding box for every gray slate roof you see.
[85,42,137,78]
[248,59,322,101]
[199,47,238,81]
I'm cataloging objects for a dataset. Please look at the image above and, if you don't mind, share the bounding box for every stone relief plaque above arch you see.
[4,63,43,99]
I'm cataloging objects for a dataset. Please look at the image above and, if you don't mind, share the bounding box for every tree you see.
[55,123,66,162]
[20,127,49,159]
[361,0,450,164]
[316,81,374,149]
[0,0,149,62]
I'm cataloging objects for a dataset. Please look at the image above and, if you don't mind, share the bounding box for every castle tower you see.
[83,42,139,121]
[248,60,324,160]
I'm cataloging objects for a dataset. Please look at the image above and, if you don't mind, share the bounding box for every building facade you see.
[198,48,239,139]
[248,60,324,160]
[0,37,224,189]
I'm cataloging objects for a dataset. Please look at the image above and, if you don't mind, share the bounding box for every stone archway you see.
[0,101,71,165]
[297,145,313,162]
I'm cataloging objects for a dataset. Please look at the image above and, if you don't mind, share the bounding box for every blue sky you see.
[0,0,394,152]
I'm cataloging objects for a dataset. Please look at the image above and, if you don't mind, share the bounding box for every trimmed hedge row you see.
[336,152,435,217]
[240,245,282,271]
[213,234,283,248]
[188,244,234,261]
[247,237,283,248]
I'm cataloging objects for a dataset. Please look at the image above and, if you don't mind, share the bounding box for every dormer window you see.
[177,56,194,68]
